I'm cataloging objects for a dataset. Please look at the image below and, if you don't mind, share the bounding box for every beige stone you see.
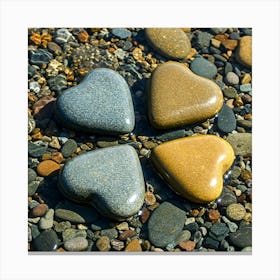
[145,28,191,59]
[124,239,142,252]
[236,36,252,68]
[147,61,223,129]
[151,135,235,203]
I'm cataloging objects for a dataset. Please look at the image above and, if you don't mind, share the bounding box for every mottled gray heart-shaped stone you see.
[59,145,145,220]
[56,68,135,134]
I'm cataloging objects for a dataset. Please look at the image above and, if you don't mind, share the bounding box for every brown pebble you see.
[119,230,138,241]
[30,32,41,45]
[143,141,158,150]
[30,203,49,217]
[234,96,244,107]
[208,209,221,222]
[33,96,56,116]
[56,247,66,252]
[77,30,89,43]
[190,209,200,217]
[124,239,142,252]
[178,240,196,251]
[240,169,252,180]
[41,153,52,160]
[145,191,156,206]
[140,208,150,224]
[37,160,60,177]
[51,152,64,164]
[221,39,238,50]
[96,236,111,251]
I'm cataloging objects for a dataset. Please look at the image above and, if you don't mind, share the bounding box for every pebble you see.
[124,239,142,252]
[49,137,61,149]
[28,116,36,134]
[241,73,251,84]
[144,191,156,206]
[208,209,221,222]
[30,204,49,217]
[210,28,227,34]
[29,81,41,94]
[151,135,234,203]
[54,209,85,224]
[56,68,135,134]
[196,31,213,48]
[236,36,252,68]
[28,168,37,183]
[28,64,36,77]
[28,142,47,157]
[111,28,131,39]
[54,221,71,233]
[241,246,252,252]
[64,237,88,251]
[39,209,54,230]
[224,62,233,75]
[217,188,237,206]
[48,74,67,92]
[61,139,77,157]
[226,133,252,156]
[96,138,118,148]
[226,203,246,221]
[30,224,40,239]
[190,57,217,79]
[62,228,87,242]
[174,230,191,244]
[54,28,72,44]
[221,216,238,232]
[28,181,40,196]
[225,72,239,85]
[147,61,223,129]
[32,229,59,251]
[204,237,219,250]
[145,28,191,59]
[240,83,252,92]
[229,225,252,248]
[29,49,53,65]
[36,160,60,177]
[96,236,111,251]
[221,39,238,51]
[217,104,236,133]
[33,96,56,119]
[156,129,185,142]
[178,240,196,251]
[59,145,145,220]
[209,222,229,241]
[100,229,118,240]
[116,222,129,231]
[148,202,186,248]
[47,41,62,54]
[119,230,137,241]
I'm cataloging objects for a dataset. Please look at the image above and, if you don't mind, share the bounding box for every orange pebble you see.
[37,160,60,176]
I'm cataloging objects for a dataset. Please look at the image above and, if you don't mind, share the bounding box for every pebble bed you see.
[28,27,252,253]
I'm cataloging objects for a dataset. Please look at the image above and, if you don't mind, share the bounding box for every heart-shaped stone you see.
[58,145,145,220]
[151,135,234,203]
[56,68,135,134]
[147,61,223,129]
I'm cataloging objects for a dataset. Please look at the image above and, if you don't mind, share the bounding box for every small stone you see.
[28,142,47,157]
[151,135,234,203]
[226,203,246,221]
[225,72,239,85]
[156,130,185,142]
[64,237,88,251]
[29,49,53,66]
[100,228,118,240]
[196,31,213,48]
[55,28,72,44]
[28,168,37,183]
[119,230,138,241]
[96,138,118,148]
[221,39,238,50]
[236,36,252,68]
[145,191,156,206]
[124,239,142,252]
[77,30,89,43]
[224,62,233,75]
[37,160,60,177]
[241,246,252,252]
[56,68,135,134]
[32,229,59,251]
[30,224,40,239]
[241,73,251,84]
[204,237,219,250]
[28,181,40,196]
[229,225,252,248]
[30,204,49,217]
[210,28,227,34]
[39,209,54,230]
[51,152,64,163]
[54,221,71,233]
[96,236,111,251]
[111,239,125,251]
[132,47,143,61]
[209,222,229,241]
[226,133,252,157]
[140,208,150,224]
[208,209,221,222]
[240,83,252,92]
[111,28,131,39]
[145,28,191,59]
[178,240,196,251]
[55,209,85,224]
[47,41,62,55]
[223,87,238,99]
[28,116,36,134]
[116,222,129,231]
[147,61,223,129]
[148,202,186,248]
[49,137,61,149]
[143,141,158,150]
[174,230,191,244]
[61,139,77,157]
[190,57,217,79]
[211,38,221,48]
[62,228,87,242]
[217,104,236,133]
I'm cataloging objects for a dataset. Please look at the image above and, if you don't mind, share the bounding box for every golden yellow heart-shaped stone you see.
[147,61,223,129]
[151,135,235,203]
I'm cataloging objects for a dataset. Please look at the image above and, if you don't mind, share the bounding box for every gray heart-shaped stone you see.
[58,145,145,220]
[56,68,135,134]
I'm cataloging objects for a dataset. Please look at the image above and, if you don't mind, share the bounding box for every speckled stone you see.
[147,61,223,129]
[190,57,217,79]
[217,103,236,133]
[148,202,186,248]
[64,237,88,251]
[56,68,135,134]
[226,203,246,221]
[59,145,145,220]
[61,139,77,157]
[145,28,191,59]
[226,133,252,156]
[151,135,235,203]
[236,36,252,68]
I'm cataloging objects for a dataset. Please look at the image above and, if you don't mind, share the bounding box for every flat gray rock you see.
[226,133,252,156]
[190,57,217,79]
[59,145,145,220]
[56,68,135,134]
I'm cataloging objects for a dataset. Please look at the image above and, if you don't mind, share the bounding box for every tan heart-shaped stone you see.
[147,61,223,129]
[151,135,235,203]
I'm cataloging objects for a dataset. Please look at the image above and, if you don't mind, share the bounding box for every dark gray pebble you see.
[217,104,236,133]
[213,54,227,62]
[100,228,118,240]
[29,49,53,66]
[28,64,36,78]
[224,62,233,75]
[32,229,59,251]
[217,189,237,207]
[28,142,47,157]
[156,129,185,142]
[61,139,77,157]
[209,222,229,241]
[48,74,68,92]
[184,222,199,234]
[210,28,227,34]
[28,168,37,183]
[204,236,219,250]
[190,57,217,79]
[28,180,40,196]
[229,225,252,248]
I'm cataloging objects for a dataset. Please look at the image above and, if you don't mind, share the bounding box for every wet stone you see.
[29,49,53,66]
[111,28,132,39]
[236,36,252,68]
[32,229,59,251]
[62,228,87,242]
[223,87,238,99]
[190,57,217,79]
[28,142,47,157]
[156,130,185,142]
[148,202,186,248]
[96,236,111,251]
[217,189,237,207]
[100,229,118,240]
[204,237,219,250]
[229,225,252,248]
[217,104,236,133]
[55,209,85,224]
[61,139,77,157]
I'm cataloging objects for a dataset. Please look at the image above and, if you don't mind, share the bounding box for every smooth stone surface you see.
[62,228,87,242]
[96,236,111,251]
[151,135,235,203]
[226,133,252,156]
[30,204,49,217]
[223,87,238,99]
[145,28,191,59]
[55,209,86,224]
[56,68,135,134]
[147,62,223,129]
[225,72,239,85]
[37,160,60,177]
[124,239,142,252]
[226,203,246,221]
[229,225,252,248]
[39,209,54,230]
[111,28,132,39]
[236,36,252,68]
[148,202,186,248]
[61,139,77,157]
[190,57,217,79]
[59,145,145,220]
[217,104,236,133]
[32,229,59,251]
[64,237,88,251]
